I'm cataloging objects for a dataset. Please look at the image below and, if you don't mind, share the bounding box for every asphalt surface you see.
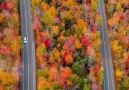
[98,0,115,90]
[20,0,36,90]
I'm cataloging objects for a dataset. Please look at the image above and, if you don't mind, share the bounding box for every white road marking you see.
[100,1,115,89]
[100,0,115,89]
[98,0,110,90]
[23,0,30,90]
[27,0,36,89]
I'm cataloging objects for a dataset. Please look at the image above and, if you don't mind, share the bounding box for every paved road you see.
[98,0,115,90]
[20,0,36,90]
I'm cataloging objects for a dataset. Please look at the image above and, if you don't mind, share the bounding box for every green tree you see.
[0,7,2,13]
[71,62,81,74]
[37,68,49,78]
[42,0,51,4]
[83,84,91,90]
[0,0,4,3]
[108,4,116,14]
[69,74,80,84]
[52,82,62,90]
[120,77,129,90]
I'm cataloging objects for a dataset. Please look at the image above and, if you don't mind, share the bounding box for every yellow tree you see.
[0,69,18,88]
[116,2,124,12]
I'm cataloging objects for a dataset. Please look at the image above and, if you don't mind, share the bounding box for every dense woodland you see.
[31,0,103,90]
[0,0,129,90]
[0,0,22,89]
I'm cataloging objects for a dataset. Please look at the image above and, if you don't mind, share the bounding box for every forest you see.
[0,0,22,89]
[0,0,129,90]
[31,0,103,89]
[105,0,129,89]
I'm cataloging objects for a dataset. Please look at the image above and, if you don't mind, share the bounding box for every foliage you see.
[41,11,53,26]
[52,82,62,90]
[0,0,22,89]
[71,61,81,74]
[0,0,4,3]
[0,13,4,22]
[83,84,91,90]
[32,0,103,89]
[120,77,129,90]
[69,74,80,84]
[108,4,116,14]
[0,69,18,88]
[37,68,49,78]
[105,0,129,89]
[91,0,98,11]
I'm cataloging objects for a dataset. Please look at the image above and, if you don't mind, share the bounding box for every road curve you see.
[20,0,36,90]
[98,0,115,90]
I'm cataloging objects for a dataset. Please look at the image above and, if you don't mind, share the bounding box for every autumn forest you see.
[0,0,129,90]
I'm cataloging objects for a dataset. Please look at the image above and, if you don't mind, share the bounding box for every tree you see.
[83,84,91,90]
[52,26,59,36]
[81,35,90,46]
[0,45,10,55]
[36,44,46,55]
[115,69,124,78]
[91,0,98,11]
[32,19,40,30]
[31,0,41,7]
[108,0,117,4]
[10,38,21,57]
[37,77,51,89]
[116,2,124,12]
[60,67,72,79]
[0,7,2,13]
[52,82,62,90]
[37,68,49,78]
[40,2,49,11]
[0,13,4,22]
[0,69,18,88]
[42,0,52,4]
[36,43,46,63]
[112,40,122,51]
[96,14,102,26]
[71,61,81,74]
[96,66,103,85]
[75,39,82,49]
[121,0,129,5]
[108,4,116,14]
[7,1,14,10]
[69,74,80,84]
[0,0,4,3]
[41,11,53,26]
[120,77,129,90]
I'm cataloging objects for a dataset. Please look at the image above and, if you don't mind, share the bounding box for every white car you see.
[23,37,27,44]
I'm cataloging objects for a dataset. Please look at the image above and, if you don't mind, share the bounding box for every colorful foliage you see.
[32,0,103,89]
[0,0,22,89]
[105,0,129,89]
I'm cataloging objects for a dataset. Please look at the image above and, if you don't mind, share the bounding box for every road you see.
[20,0,36,90]
[98,0,115,90]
